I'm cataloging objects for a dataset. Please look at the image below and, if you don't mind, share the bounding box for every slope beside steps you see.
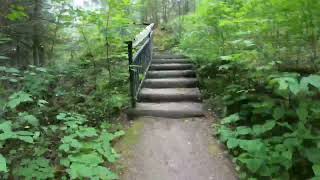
[133,54,205,118]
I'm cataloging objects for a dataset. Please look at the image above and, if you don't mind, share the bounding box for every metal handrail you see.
[126,23,154,107]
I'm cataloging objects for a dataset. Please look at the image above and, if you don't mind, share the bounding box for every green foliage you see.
[0,120,35,174]
[0,154,7,172]
[13,158,55,180]
[0,121,35,144]
[18,112,39,127]
[7,91,33,109]
[6,5,28,21]
[57,113,122,179]
[0,0,144,179]
[215,74,320,179]
[178,0,320,179]
[1,87,124,179]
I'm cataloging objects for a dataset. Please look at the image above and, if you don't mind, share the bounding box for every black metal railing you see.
[126,23,154,107]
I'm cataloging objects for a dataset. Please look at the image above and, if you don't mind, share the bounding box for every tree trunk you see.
[32,0,42,66]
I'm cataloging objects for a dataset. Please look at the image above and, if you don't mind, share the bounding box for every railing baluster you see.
[126,41,136,107]
[126,23,155,108]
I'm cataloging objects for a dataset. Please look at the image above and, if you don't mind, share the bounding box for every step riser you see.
[150,64,194,71]
[139,94,201,102]
[147,71,196,78]
[153,55,185,59]
[144,81,198,88]
[132,110,204,118]
[152,59,190,64]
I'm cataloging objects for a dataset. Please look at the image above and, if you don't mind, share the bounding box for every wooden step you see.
[134,102,204,118]
[147,70,196,78]
[139,88,201,102]
[144,78,198,88]
[150,64,194,71]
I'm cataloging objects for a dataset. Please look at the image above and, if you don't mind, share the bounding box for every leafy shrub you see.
[217,74,320,179]
[0,63,127,179]
[178,0,320,179]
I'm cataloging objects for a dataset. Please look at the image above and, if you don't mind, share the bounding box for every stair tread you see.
[153,55,185,59]
[140,88,200,96]
[151,63,193,66]
[150,63,194,70]
[136,102,203,110]
[147,70,196,78]
[148,70,195,72]
[134,102,204,118]
[139,88,201,102]
[144,78,198,88]
[145,78,197,81]
[152,59,190,64]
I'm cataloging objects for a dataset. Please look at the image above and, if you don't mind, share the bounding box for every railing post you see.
[149,31,153,63]
[126,41,136,107]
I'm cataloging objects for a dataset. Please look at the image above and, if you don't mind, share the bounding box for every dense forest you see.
[0,0,320,179]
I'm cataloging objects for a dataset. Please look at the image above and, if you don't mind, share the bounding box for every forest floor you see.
[116,116,237,180]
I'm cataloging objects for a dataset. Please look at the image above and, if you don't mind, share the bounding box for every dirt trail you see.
[119,117,237,180]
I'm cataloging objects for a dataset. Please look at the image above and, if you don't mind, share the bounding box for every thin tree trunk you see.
[105,7,112,80]
[32,0,41,66]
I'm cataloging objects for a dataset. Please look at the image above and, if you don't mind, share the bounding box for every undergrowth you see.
[177,0,320,179]
[0,60,128,179]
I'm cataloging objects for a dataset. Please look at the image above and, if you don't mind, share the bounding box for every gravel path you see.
[120,117,237,180]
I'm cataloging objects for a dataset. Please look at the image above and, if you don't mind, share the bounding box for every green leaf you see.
[67,163,118,180]
[112,130,125,138]
[221,113,240,124]
[227,138,239,149]
[60,136,82,152]
[76,127,98,138]
[17,135,34,143]
[283,138,301,148]
[236,126,252,136]
[305,148,320,164]
[7,91,33,109]
[238,156,264,173]
[252,120,276,136]
[220,55,233,61]
[60,158,70,167]
[239,139,265,153]
[301,75,320,91]
[217,126,236,142]
[18,112,39,126]
[67,163,93,179]
[296,105,308,122]
[0,121,12,133]
[37,100,48,107]
[271,77,300,95]
[5,67,20,73]
[68,152,103,165]
[92,166,118,179]
[0,56,9,60]
[273,107,285,120]
[313,164,320,176]
[0,154,7,172]
[14,157,54,179]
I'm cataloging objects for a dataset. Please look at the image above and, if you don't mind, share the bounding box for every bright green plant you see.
[13,157,55,180]
[178,0,320,179]
[0,121,35,173]
[57,112,123,179]
[216,74,320,179]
